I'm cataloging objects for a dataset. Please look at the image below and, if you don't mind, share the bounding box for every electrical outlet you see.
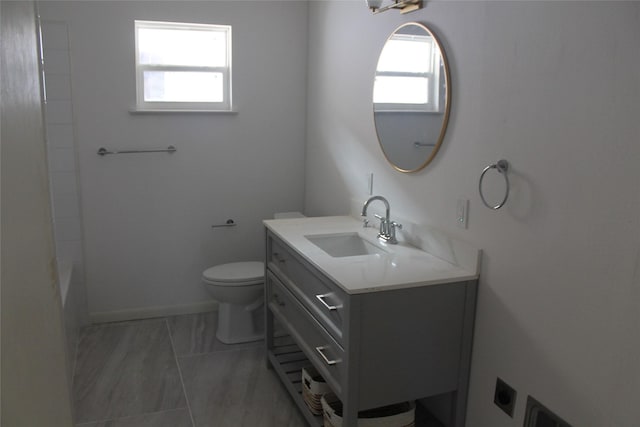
[456,198,469,229]
[494,377,517,417]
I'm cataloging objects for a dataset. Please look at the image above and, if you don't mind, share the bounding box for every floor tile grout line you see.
[165,318,197,427]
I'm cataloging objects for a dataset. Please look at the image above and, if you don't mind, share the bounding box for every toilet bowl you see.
[202,212,305,344]
[202,261,264,344]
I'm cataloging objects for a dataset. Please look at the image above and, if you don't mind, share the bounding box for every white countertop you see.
[263,216,480,294]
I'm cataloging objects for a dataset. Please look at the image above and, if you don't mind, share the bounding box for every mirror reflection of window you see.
[374,34,440,112]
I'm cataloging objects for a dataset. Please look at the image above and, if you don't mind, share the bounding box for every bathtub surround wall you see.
[40,18,89,380]
[38,1,308,321]
[41,19,85,290]
[305,2,640,427]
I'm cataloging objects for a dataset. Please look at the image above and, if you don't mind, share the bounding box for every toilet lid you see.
[203,261,264,284]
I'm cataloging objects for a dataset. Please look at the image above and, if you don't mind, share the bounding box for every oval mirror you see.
[373,22,451,173]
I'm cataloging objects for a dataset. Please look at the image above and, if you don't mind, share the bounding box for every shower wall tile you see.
[50,171,78,197]
[48,147,76,172]
[46,124,74,148]
[54,217,83,241]
[51,194,81,218]
[41,20,89,410]
[43,48,71,75]
[46,100,73,124]
[40,21,69,50]
[44,73,72,100]
[56,240,84,266]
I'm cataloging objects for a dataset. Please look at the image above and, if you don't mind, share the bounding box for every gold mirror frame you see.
[373,22,451,173]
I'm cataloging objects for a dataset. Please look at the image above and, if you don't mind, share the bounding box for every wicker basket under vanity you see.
[321,393,416,427]
[302,366,332,415]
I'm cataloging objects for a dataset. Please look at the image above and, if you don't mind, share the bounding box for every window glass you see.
[143,71,224,102]
[137,28,227,67]
[376,37,433,73]
[374,76,430,104]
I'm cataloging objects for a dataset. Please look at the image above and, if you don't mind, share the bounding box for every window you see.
[374,33,440,112]
[134,20,232,111]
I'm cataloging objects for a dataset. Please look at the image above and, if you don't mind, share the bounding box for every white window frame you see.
[134,20,232,112]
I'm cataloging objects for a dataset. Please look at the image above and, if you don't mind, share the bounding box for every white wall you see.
[38,1,308,319]
[1,1,74,424]
[305,2,640,426]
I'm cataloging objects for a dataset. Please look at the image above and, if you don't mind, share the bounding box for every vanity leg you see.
[451,280,478,426]
[265,289,274,370]
[342,404,359,427]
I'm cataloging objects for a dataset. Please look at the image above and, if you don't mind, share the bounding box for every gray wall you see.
[305,1,640,426]
[38,1,308,320]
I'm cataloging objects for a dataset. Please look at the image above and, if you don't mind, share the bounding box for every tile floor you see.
[72,312,306,427]
[72,312,445,427]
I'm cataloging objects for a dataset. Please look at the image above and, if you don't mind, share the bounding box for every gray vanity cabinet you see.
[265,230,477,427]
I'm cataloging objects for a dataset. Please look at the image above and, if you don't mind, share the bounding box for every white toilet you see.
[202,261,265,344]
[202,212,305,344]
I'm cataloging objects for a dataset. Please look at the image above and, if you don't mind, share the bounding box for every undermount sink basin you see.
[305,232,387,258]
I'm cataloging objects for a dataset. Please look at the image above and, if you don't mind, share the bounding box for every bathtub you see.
[58,259,87,382]
[59,259,73,308]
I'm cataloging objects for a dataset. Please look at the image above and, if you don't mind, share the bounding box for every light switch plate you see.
[456,198,469,229]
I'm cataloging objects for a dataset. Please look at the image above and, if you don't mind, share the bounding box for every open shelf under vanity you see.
[267,335,445,427]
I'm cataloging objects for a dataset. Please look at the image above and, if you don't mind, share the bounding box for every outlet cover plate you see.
[494,377,517,417]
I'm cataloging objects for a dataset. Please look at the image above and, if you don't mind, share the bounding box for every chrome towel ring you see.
[479,159,510,210]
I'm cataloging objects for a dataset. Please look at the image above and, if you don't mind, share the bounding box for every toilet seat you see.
[202,261,264,286]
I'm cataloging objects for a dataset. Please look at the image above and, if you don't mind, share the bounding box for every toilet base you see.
[216,301,264,344]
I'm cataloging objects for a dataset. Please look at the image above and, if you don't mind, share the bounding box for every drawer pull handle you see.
[316,294,339,311]
[315,346,341,365]
[273,252,286,263]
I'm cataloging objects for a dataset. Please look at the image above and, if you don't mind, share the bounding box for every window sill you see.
[129,108,238,115]
[374,109,443,114]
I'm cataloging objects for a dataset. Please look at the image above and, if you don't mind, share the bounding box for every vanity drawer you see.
[267,272,345,398]
[269,235,347,345]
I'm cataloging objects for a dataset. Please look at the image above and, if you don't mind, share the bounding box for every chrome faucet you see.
[361,195,402,244]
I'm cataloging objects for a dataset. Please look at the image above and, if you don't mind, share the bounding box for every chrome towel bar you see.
[97,145,176,156]
[211,219,236,228]
[479,159,510,210]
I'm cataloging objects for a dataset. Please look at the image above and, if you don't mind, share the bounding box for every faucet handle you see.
[387,221,402,244]
[390,220,402,230]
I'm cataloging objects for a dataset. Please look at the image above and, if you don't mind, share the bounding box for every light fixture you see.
[366,0,423,14]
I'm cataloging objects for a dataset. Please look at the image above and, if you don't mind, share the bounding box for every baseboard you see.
[89,300,219,324]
